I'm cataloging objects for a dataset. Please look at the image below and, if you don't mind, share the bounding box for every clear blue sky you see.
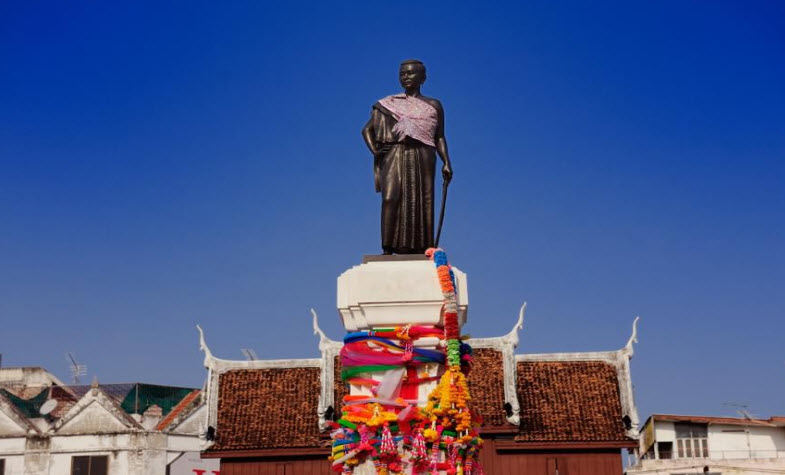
[1,1,783,421]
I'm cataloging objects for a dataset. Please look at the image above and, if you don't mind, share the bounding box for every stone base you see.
[337,258,468,332]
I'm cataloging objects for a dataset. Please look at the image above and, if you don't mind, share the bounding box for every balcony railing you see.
[638,449,785,462]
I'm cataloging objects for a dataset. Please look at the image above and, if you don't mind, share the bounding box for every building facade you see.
[627,414,785,474]
[0,367,218,475]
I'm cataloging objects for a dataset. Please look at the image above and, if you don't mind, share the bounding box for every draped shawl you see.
[369,94,439,253]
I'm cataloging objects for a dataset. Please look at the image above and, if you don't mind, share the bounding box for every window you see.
[1,458,5,475]
[658,441,673,459]
[675,423,708,458]
[71,455,108,475]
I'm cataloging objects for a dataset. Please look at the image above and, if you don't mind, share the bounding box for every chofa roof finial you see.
[196,325,215,369]
[623,316,640,357]
[501,302,527,348]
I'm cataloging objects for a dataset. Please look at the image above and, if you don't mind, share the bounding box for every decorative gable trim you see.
[311,309,343,431]
[617,316,640,438]
[468,303,526,425]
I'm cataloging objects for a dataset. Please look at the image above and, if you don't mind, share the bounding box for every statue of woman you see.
[362,60,453,255]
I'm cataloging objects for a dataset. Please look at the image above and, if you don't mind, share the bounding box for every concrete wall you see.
[630,422,785,474]
[0,412,27,438]
[0,368,62,386]
[647,421,785,460]
[653,421,675,443]
[0,432,205,475]
[708,424,785,459]
[169,451,220,475]
[170,404,205,436]
[0,451,25,475]
[0,436,26,454]
[628,458,785,475]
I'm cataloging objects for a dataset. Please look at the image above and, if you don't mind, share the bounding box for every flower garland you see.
[421,248,483,474]
[329,249,483,474]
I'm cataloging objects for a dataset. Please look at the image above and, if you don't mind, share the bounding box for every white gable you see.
[57,399,132,434]
[170,404,205,435]
[0,406,29,436]
[0,394,38,437]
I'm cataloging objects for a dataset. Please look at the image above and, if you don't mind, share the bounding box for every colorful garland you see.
[329,249,483,474]
[421,248,483,473]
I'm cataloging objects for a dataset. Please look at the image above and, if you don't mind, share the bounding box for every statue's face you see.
[399,63,425,89]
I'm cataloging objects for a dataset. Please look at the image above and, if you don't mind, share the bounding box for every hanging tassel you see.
[446,442,459,474]
[380,423,395,456]
[428,442,441,475]
[411,430,428,471]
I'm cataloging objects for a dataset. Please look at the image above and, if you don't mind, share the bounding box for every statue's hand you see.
[374,144,391,158]
[442,162,453,183]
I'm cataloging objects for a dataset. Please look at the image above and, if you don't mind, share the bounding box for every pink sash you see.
[378,94,438,147]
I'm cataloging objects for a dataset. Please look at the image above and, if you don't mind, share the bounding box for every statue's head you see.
[399,59,426,89]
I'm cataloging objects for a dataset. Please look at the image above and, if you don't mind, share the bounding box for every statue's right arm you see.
[362,117,378,156]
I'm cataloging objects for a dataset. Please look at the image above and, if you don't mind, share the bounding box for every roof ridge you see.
[653,413,779,423]
[155,389,201,431]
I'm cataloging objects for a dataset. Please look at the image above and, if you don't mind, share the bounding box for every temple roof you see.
[210,367,324,451]
[202,315,640,454]
[515,360,627,442]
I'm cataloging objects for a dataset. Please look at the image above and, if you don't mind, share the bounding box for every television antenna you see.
[241,348,258,361]
[723,402,754,420]
[66,353,87,384]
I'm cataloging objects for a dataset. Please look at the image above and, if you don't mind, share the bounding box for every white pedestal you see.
[335,257,469,475]
[337,258,468,332]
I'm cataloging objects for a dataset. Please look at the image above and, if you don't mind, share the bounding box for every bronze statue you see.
[362,60,453,255]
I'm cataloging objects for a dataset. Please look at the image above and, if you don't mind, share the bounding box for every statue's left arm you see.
[433,100,453,183]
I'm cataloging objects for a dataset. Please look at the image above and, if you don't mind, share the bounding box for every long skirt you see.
[379,143,436,254]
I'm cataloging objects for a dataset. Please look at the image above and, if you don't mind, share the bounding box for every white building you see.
[627,414,785,475]
[0,367,218,475]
